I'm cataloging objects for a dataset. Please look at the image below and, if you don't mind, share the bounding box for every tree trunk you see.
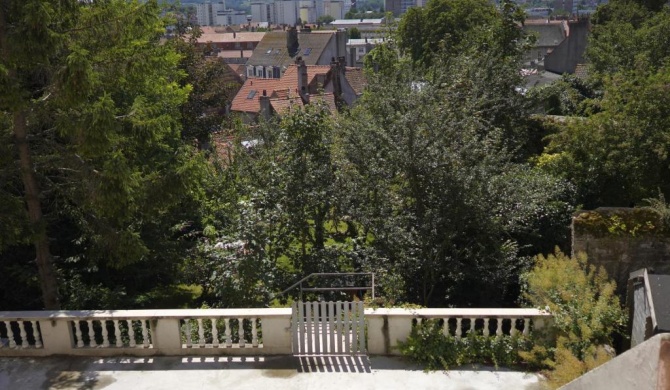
[1,0,60,310]
[13,110,61,310]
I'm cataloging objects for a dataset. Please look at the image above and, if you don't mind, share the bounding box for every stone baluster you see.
[238,318,245,347]
[5,321,16,348]
[31,321,42,348]
[496,319,503,337]
[469,318,475,334]
[224,318,232,347]
[74,321,84,348]
[197,319,205,347]
[184,320,192,348]
[87,320,97,347]
[443,317,450,337]
[101,320,110,347]
[18,321,28,348]
[141,320,150,347]
[211,319,219,347]
[252,318,258,347]
[483,318,490,336]
[113,320,123,347]
[523,318,530,336]
[455,318,462,339]
[510,318,517,336]
[128,320,137,347]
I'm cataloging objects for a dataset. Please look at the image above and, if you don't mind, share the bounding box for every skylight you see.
[303,48,312,56]
[247,90,257,99]
[266,48,272,54]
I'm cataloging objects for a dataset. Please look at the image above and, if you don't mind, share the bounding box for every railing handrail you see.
[364,307,552,317]
[274,272,375,300]
[0,308,292,321]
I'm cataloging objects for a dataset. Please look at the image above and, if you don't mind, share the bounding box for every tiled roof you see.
[230,64,333,114]
[197,32,266,44]
[310,93,337,114]
[343,68,367,96]
[270,97,304,115]
[246,31,335,69]
[227,63,246,77]
[523,22,567,47]
[218,50,254,59]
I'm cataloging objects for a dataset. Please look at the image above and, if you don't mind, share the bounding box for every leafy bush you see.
[519,249,626,388]
[398,319,533,370]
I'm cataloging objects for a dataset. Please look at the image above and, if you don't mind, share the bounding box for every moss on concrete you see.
[573,208,668,238]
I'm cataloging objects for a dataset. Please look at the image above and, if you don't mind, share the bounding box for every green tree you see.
[537,64,670,208]
[348,27,361,39]
[0,0,207,309]
[396,0,499,67]
[169,26,242,144]
[336,55,573,307]
[588,3,670,79]
[520,249,626,388]
[317,15,335,25]
[188,103,351,306]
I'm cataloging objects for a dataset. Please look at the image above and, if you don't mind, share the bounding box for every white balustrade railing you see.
[0,309,292,357]
[0,307,551,357]
[364,308,552,355]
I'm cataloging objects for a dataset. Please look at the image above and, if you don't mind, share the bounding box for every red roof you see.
[230,64,332,114]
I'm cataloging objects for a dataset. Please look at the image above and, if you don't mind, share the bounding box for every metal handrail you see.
[274,272,375,301]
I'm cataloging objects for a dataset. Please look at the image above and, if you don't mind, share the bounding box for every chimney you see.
[335,30,346,59]
[240,49,244,58]
[259,95,271,120]
[233,31,237,38]
[349,46,356,67]
[287,27,299,57]
[297,59,308,101]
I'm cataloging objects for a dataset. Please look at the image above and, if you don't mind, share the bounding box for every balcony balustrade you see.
[0,307,551,357]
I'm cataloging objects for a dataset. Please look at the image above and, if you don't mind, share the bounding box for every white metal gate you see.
[291,301,366,356]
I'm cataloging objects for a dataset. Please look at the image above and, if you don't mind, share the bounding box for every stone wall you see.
[572,207,670,293]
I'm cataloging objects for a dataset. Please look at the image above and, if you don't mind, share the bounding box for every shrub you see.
[398,319,533,370]
[519,248,626,388]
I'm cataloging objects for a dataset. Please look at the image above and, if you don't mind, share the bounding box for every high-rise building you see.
[251,1,276,23]
[196,1,227,26]
[274,0,299,25]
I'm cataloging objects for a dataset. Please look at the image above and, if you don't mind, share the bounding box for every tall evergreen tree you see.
[0,0,205,309]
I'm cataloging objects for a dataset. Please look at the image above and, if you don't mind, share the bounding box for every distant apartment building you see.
[346,37,383,67]
[250,0,350,24]
[251,1,276,23]
[196,1,250,26]
[385,0,421,16]
[324,0,345,19]
[331,19,388,39]
[553,0,575,14]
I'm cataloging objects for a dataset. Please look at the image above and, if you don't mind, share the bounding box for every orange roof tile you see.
[270,97,304,115]
[230,64,332,114]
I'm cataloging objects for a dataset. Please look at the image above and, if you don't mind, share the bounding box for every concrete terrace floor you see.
[0,355,544,390]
